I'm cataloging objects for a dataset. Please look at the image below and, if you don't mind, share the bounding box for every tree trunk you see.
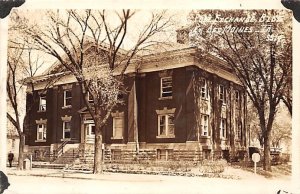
[263,131,272,171]
[17,133,25,170]
[93,123,103,174]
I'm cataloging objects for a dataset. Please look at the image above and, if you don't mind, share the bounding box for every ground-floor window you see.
[111,111,124,139]
[220,118,227,138]
[201,114,209,136]
[37,123,47,141]
[158,114,175,137]
[63,121,71,139]
[157,149,173,161]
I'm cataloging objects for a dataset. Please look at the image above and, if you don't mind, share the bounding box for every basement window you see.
[157,149,173,161]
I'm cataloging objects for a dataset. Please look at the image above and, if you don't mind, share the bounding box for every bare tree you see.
[14,9,173,174]
[7,38,58,169]
[188,10,292,171]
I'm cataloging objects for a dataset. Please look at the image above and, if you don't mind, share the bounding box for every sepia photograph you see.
[0,0,298,194]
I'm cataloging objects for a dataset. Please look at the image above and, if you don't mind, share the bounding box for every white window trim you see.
[111,111,124,140]
[87,92,94,103]
[156,107,176,138]
[219,85,226,104]
[63,90,72,108]
[220,118,226,139]
[201,79,209,100]
[156,115,175,138]
[62,121,71,140]
[201,114,209,137]
[87,123,95,136]
[160,76,173,99]
[39,94,46,112]
[35,123,47,142]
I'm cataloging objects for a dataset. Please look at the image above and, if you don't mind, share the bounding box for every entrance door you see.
[85,123,95,143]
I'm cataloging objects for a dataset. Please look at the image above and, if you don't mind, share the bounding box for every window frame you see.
[63,90,72,107]
[235,90,241,109]
[87,92,94,104]
[63,121,71,140]
[201,78,209,100]
[201,114,209,137]
[160,76,173,98]
[39,94,47,111]
[235,120,242,140]
[112,115,124,140]
[220,118,227,139]
[219,85,227,104]
[157,149,173,161]
[36,123,47,142]
[157,114,175,138]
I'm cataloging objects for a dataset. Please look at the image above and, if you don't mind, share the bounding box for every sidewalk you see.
[5,165,270,181]
[6,167,170,182]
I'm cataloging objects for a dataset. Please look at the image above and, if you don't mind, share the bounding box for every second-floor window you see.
[220,118,226,138]
[39,94,46,111]
[201,79,209,99]
[64,90,72,107]
[161,77,172,98]
[219,85,226,104]
[235,90,240,109]
[63,121,71,139]
[201,114,209,136]
[37,123,47,141]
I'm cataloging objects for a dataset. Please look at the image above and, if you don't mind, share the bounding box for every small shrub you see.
[198,159,227,174]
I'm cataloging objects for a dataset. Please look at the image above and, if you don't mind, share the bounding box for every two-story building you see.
[24,34,248,163]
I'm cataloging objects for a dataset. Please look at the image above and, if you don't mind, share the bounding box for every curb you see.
[7,169,241,180]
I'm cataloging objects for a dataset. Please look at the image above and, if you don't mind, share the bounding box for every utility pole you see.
[0,17,8,172]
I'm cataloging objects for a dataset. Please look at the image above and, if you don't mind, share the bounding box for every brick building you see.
[24,35,248,163]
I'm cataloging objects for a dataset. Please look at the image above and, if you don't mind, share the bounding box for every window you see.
[39,94,46,111]
[203,150,211,160]
[158,114,175,137]
[64,90,72,107]
[201,79,208,99]
[201,114,209,136]
[219,85,226,104]
[63,121,71,139]
[112,116,123,139]
[235,90,240,109]
[236,121,242,140]
[87,123,95,136]
[37,124,47,141]
[161,77,172,98]
[111,149,122,160]
[220,118,226,138]
[12,139,15,149]
[87,92,94,103]
[157,149,173,161]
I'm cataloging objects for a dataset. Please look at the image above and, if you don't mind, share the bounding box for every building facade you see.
[24,42,248,163]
